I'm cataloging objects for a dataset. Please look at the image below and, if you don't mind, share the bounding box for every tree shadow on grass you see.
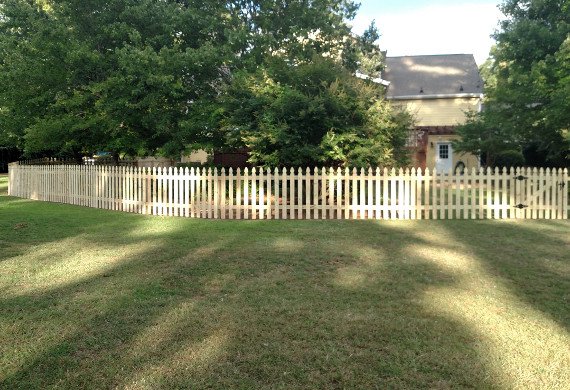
[438,220,570,331]
[1,207,568,388]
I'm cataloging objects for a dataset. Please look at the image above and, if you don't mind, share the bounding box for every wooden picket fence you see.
[7,163,569,220]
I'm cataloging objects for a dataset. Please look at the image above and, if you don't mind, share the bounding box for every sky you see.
[350,0,504,65]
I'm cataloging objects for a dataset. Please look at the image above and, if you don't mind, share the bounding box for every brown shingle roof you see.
[383,54,483,98]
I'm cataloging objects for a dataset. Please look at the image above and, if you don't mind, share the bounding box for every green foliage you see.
[455,0,570,166]
[0,0,361,159]
[453,111,523,167]
[494,150,525,168]
[218,58,413,168]
[0,0,234,158]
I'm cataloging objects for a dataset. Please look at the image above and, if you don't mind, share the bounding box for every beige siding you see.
[181,150,209,164]
[136,157,174,168]
[395,97,480,126]
[426,134,480,171]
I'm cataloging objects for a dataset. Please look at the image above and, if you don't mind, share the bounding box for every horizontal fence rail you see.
[7,164,569,220]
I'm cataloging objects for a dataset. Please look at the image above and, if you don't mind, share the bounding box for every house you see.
[382,54,483,172]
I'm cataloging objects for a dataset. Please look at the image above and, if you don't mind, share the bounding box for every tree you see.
[454,0,570,167]
[0,0,235,159]
[0,0,361,159]
[216,57,413,168]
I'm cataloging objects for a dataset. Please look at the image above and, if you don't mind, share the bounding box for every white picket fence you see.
[7,163,569,220]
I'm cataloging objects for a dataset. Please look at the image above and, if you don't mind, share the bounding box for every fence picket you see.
[273,167,280,220]
[560,168,570,219]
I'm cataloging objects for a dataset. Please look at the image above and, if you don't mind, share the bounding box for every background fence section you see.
[7,164,569,220]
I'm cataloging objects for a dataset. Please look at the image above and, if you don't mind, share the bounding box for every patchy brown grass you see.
[0,192,569,389]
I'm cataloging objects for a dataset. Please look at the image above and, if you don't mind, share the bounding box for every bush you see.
[493,150,525,168]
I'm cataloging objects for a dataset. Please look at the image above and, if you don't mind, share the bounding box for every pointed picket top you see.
[375,167,380,176]
[563,167,568,175]
[367,167,373,176]
[539,166,545,175]
[352,167,357,175]
[471,167,476,176]
[425,167,430,176]
[397,167,403,176]
[390,167,396,176]
[411,167,417,176]
[337,166,342,175]
[532,166,538,175]
[305,166,310,175]
[281,166,286,175]
[236,167,241,175]
[344,166,349,175]
[229,166,233,176]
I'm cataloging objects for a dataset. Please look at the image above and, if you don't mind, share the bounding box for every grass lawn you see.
[1,185,569,389]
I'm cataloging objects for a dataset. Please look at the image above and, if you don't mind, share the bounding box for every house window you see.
[439,144,449,159]
[405,130,425,148]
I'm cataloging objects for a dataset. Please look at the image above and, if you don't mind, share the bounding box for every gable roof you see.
[383,54,483,99]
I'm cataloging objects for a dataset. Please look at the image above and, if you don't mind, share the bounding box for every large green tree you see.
[454,0,570,167]
[0,0,234,158]
[0,0,361,158]
[216,57,413,168]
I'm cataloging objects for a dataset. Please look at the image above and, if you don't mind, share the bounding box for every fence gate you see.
[513,168,567,219]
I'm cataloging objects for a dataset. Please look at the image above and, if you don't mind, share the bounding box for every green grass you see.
[1,191,569,389]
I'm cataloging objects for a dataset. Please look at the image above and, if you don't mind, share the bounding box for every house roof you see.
[383,54,483,99]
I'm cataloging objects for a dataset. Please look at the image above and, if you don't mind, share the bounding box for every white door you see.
[435,142,453,173]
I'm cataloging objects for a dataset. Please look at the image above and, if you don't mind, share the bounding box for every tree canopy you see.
[0,0,411,166]
[216,57,413,168]
[454,0,570,167]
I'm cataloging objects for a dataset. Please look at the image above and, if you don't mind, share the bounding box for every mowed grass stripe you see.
[0,191,569,389]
